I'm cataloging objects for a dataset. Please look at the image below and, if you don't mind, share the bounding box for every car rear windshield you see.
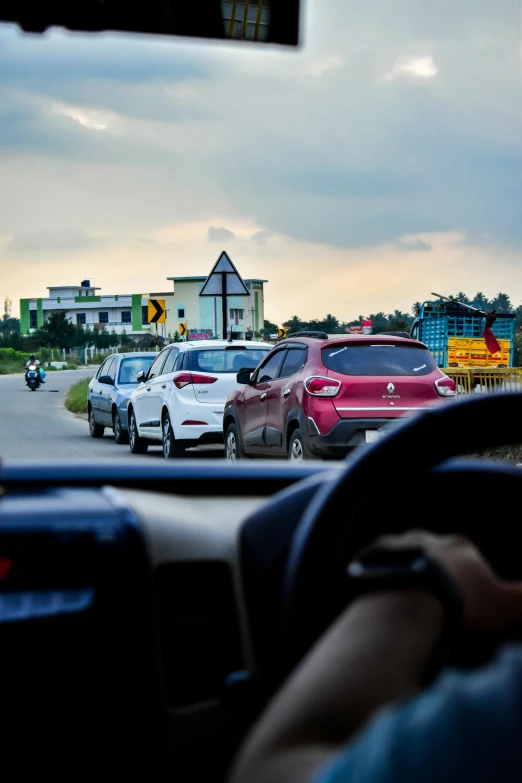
[118,357,154,384]
[187,347,270,374]
[321,344,437,376]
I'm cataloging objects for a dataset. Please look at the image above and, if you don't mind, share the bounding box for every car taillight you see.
[305,376,341,397]
[435,377,457,397]
[173,372,218,389]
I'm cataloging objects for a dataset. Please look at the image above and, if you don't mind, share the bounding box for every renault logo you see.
[387,383,395,393]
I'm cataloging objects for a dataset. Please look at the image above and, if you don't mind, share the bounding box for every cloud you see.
[305,54,344,79]
[383,56,438,81]
[53,104,108,131]
[394,237,432,252]
[9,228,100,253]
[251,229,271,245]
[207,226,236,242]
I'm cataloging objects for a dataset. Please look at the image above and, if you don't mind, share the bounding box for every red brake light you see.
[435,377,457,397]
[0,559,13,580]
[173,372,218,389]
[305,376,341,397]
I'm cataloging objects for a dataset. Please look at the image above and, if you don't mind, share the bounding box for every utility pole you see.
[248,305,257,338]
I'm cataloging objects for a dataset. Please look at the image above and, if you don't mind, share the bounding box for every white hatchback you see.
[126,340,270,458]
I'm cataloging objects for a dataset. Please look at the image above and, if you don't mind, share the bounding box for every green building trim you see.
[74,295,101,303]
[20,299,30,334]
[132,294,143,331]
[36,298,43,328]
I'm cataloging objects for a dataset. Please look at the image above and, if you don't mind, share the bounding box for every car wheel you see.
[113,410,129,445]
[288,428,314,462]
[225,423,245,461]
[88,406,105,439]
[129,410,149,454]
[163,413,185,459]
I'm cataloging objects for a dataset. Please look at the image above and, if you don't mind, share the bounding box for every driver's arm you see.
[229,532,522,783]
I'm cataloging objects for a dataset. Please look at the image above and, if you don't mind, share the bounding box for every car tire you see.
[163,413,185,459]
[225,422,245,461]
[129,409,149,454]
[113,410,129,445]
[288,428,314,462]
[89,406,105,438]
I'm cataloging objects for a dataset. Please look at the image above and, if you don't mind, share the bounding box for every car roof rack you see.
[286,331,329,339]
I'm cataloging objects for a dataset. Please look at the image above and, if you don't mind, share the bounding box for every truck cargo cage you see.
[411,295,516,368]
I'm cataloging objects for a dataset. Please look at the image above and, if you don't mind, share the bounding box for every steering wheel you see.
[283,392,522,673]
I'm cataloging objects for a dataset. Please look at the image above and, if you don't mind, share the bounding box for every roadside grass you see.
[65,377,92,414]
[0,347,30,374]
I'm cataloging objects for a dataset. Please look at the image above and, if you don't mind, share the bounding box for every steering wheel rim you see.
[282,392,522,672]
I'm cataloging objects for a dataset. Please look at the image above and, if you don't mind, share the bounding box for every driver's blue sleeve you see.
[312,645,522,783]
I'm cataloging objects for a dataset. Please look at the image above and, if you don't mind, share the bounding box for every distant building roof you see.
[47,285,101,290]
[166,276,268,283]
[148,292,174,297]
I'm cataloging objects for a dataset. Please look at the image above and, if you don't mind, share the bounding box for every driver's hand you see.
[362,531,522,635]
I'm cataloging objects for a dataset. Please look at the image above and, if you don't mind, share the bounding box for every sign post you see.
[199,251,250,340]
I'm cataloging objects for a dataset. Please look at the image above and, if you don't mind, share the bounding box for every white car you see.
[126,340,270,458]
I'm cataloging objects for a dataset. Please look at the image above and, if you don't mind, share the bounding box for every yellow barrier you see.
[442,368,522,395]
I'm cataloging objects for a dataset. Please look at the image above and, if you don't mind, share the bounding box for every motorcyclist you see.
[25,354,46,383]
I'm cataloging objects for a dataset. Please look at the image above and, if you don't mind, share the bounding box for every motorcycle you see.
[25,364,41,391]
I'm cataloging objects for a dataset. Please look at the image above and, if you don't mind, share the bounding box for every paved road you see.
[0,371,225,461]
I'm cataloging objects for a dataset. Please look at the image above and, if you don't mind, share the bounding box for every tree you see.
[411,302,422,316]
[490,293,513,313]
[83,326,95,347]
[261,319,278,337]
[318,314,341,333]
[95,327,112,349]
[385,310,413,332]
[455,292,471,304]
[366,312,389,334]
[472,292,490,310]
[283,315,304,334]
[35,310,75,349]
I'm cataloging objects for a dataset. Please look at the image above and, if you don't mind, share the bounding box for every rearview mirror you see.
[237,369,253,385]
[1,1,301,46]
[136,371,146,383]
[99,375,113,385]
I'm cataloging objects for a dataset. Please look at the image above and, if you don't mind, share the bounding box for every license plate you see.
[365,430,380,444]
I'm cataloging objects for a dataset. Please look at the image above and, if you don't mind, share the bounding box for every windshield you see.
[118,357,154,385]
[188,348,269,374]
[1,2,521,464]
[322,345,437,376]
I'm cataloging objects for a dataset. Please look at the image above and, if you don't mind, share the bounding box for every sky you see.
[1,0,521,325]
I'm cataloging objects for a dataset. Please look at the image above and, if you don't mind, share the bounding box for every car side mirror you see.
[136,370,145,383]
[237,369,254,385]
[99,375,113,385]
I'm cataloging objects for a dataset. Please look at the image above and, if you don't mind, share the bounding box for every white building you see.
[20,280,154,337]
[165,276,267,340]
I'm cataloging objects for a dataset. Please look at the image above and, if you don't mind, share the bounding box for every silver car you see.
[88,352,157,444]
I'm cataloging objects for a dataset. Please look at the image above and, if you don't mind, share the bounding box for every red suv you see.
[223,331,457,461]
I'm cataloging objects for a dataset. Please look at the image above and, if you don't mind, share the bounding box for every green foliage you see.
[260,319,279,337]
[35,311,76,349]
[0,346,31,374]
[64,377,92,414]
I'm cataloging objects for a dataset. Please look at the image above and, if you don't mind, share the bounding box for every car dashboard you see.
[0,460,340,780]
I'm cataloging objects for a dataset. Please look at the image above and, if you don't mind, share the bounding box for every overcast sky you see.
[1,0,521,324]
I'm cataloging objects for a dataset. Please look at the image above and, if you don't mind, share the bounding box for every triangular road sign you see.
[199,251,250,297]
